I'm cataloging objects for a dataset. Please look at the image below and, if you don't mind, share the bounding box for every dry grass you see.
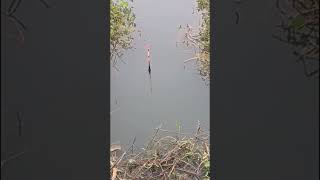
[110,125,210,180]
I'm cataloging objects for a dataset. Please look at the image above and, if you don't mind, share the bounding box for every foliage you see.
[110,0,136,67]
[182,0,210,83]
[197,0,210,53]
[197,0,210,82]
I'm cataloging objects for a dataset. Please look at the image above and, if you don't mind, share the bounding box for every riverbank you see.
[110,126,210,179]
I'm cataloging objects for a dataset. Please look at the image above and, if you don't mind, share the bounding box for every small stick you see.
[131,136,136,154]
[184,57,198,63]
[110,151,126,170]
[7,14,27,30]
[176,168,200,177]
[110,107,120,114]
[39,0,53,8]
[168,160,177,177]
[1,151,25,168]
[146,127,160,150]
[8,0,22,15]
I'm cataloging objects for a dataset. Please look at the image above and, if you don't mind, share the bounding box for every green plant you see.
[197,0,210,80]
[110,0,136,67]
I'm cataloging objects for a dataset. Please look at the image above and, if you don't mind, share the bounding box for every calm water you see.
[110,0,209,147]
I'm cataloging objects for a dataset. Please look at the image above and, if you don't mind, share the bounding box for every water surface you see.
[110,0,210,147]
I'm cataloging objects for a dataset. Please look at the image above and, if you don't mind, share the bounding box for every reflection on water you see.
[273,0,319,77]
[110,0,210,147]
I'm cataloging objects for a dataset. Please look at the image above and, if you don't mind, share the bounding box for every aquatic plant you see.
[110,124,210,179]
[110,0,136,69]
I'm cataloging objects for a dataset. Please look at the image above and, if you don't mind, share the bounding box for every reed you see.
[110,124,210,180]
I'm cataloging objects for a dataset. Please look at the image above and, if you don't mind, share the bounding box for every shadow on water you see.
[148,69,152,95]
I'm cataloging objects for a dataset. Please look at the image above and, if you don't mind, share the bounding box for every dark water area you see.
[110,0,210,147]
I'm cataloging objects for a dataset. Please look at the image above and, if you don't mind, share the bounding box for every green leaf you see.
[289,15,305,29]
[204,161,210,168]
[110,0,136,60]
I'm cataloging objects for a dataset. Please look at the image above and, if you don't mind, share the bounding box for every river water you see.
[110,0,210,147]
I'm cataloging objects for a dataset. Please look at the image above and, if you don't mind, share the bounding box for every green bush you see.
[110,0,136,64]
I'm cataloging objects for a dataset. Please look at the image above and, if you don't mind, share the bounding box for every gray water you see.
[110,0,209,147]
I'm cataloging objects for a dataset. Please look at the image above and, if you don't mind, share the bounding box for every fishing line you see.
[145,46,154,126]
[148,67,154,126]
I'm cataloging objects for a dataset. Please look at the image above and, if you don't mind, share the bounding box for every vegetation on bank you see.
[110,125,210,180]
[110,0,136,68]
[182,0,210,83]
[197,0,210,82]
